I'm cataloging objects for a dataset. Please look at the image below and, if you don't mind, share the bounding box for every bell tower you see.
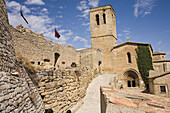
[90,5,117,51]
[90,5,117,73]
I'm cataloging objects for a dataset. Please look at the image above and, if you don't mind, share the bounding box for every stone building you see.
[149,71,170,97]
[11,5,170,90]
[148,52,170,97]
[88,5,152,89]
[152,51,170,72]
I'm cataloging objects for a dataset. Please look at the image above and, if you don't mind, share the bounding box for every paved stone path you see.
[73,74,116,113]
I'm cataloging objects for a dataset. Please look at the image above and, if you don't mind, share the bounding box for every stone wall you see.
[10,22,101,112]
[153,61,170,72]
[0,0,16,72]
[38,68,94,113]
[111,43,143,88]
[0,0,44,112]
[0,69,44,113]
[8,7,103,112]
[149,71,170,97]
[11,25,79,70]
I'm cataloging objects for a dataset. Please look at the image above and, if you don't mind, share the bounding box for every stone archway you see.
[123,69,140,88]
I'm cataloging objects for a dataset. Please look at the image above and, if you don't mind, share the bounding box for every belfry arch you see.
[123,69,140,88]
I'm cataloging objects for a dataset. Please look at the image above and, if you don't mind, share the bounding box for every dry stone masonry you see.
[0,0,44,112]
[0,0,16,72]
[37,68,95,112]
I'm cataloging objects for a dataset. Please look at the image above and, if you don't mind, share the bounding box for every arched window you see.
[54,53,60,67]
[127,52,132,63]
[96,14,100,25]
[103,13,106,24]
[98,61,102,66]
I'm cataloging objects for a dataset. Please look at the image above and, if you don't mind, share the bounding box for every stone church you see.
[88,5,170,92]
[11,5,170,91]
[87,5,150,89]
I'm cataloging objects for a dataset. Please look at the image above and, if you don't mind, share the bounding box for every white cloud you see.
[6,1,30,14]
[117,28,131,43]
[25,0,45,5]
[77,0,99,30]
[59,6,67,9]
[133,0,156,17]
[157,40,163,51]
[88,0,99,7]
[73,36,89,47]
[77,0,99,19]
[82,22,90,26]
[54,35,70,45]
[59,6,64,9]
[77,1,89,19]
[133,3,139,17]
[73,36,87,43]
[157,40,162,46]
[58,30,73,36]
[6,1,67,45]
[77,0,88,11]
[48,29,73,45]
[118,38,123,43]
[42,8,48,12]
[56,15,63,18]
[118,34,123,37]
[123,29,131,35]
[144,11,151,15]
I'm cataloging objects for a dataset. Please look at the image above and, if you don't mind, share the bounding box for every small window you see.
[41,95,45,99]
[127,52,131,63]
[31,61,35,64]
[103,13,106,24]
[96,14,100,25]
[45,109,53,113]
[160,86,166,93]
[44,59,50,62]
[38,62,40,65]
[71,62,77,68]
[98,61,102,66]
[62,62,65,64]
[163,64,167,72]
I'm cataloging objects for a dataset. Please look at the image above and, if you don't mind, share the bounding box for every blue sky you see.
[6,0,170,59]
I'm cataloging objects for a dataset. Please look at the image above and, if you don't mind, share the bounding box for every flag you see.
[55,28,60,38]
[20,6,29,24]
